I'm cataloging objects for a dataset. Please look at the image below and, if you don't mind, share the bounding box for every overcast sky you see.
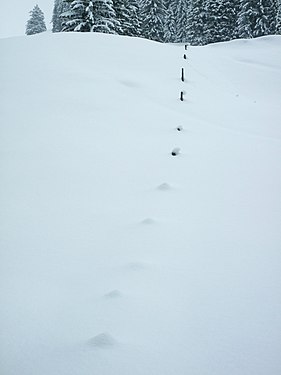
[0,0,53,38]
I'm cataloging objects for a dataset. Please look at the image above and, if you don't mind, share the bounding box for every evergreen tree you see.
[63,0,117,33]
[113,0,132,35]
[186,0,206,45]
[204,0,239,44]
[85,0,96,30]
[126,0,142,36]
[219,0,240,41]
[164,1,177,42]
[253,0,278,36]
[26,4,47,35]
[62,0,88,31]
[204,0,219,43]
[174,0,189,42]
[140,0,166,42]
[238,0,278,38]
[277,0,281,33]
[237,0,256,38]
[52,0,70,32]
[91,0,118,33]
[113,0,126,34]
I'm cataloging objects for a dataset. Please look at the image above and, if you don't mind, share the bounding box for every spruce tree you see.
[91,0,118,33]
[125,0,142,36]
[218,0,240,41]
[52,0,71,32]
[113,0,125,34]
[26,4,47,35]
[63,0,88,31]
[140,0,166,42]
[204,0,219,43]
[237,0,256,38]
[277,0,281,33]
[63,0,118,33]
[113,0,131,35]
[204,0,237,44]
[238,0,278,38]
[174,0,189,43]
[164,1,177,42]
[186,0,206,45]
[253,0,278,36]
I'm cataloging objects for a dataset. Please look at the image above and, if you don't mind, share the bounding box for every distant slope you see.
[1,33,281,375]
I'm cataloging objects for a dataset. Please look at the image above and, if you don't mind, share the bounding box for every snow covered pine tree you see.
[174,0,189,42]
[186,0,206,45]
[277,0,281,33]
[253,0,279,36]
[26,4,47,35]
[237,0,278,38]
[204,0,239,44]
[52,0,71,32]
[140,0,166,42]
[63,0,118,33]
[62,0,88,31]
[164,0,177,42]
[113,0,141,36]
[91,0,118,33]
[123,0,141,36]
[113,0,131,35]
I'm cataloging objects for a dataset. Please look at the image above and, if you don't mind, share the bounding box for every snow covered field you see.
[0,32,281,375]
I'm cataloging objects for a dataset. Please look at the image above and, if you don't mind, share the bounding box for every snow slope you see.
[0,32,281,375]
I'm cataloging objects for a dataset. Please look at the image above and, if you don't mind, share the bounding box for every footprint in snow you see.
[157,183,172,191]
[119,79,140,88]
[140,217,155,225]
[125,261,148,271]
[87,333,116,349]
[103,289,122,299]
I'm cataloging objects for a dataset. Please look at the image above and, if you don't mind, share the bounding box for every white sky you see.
[0,0,53,38]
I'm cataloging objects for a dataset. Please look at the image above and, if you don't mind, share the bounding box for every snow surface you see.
[0,32,281,375]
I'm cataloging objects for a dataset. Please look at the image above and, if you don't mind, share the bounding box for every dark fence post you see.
[171,147,180,156]
[183,54,187,60]
[181,68,184,82]
[180,91,184,101]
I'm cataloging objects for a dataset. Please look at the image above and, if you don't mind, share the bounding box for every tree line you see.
[27,0,281,45]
